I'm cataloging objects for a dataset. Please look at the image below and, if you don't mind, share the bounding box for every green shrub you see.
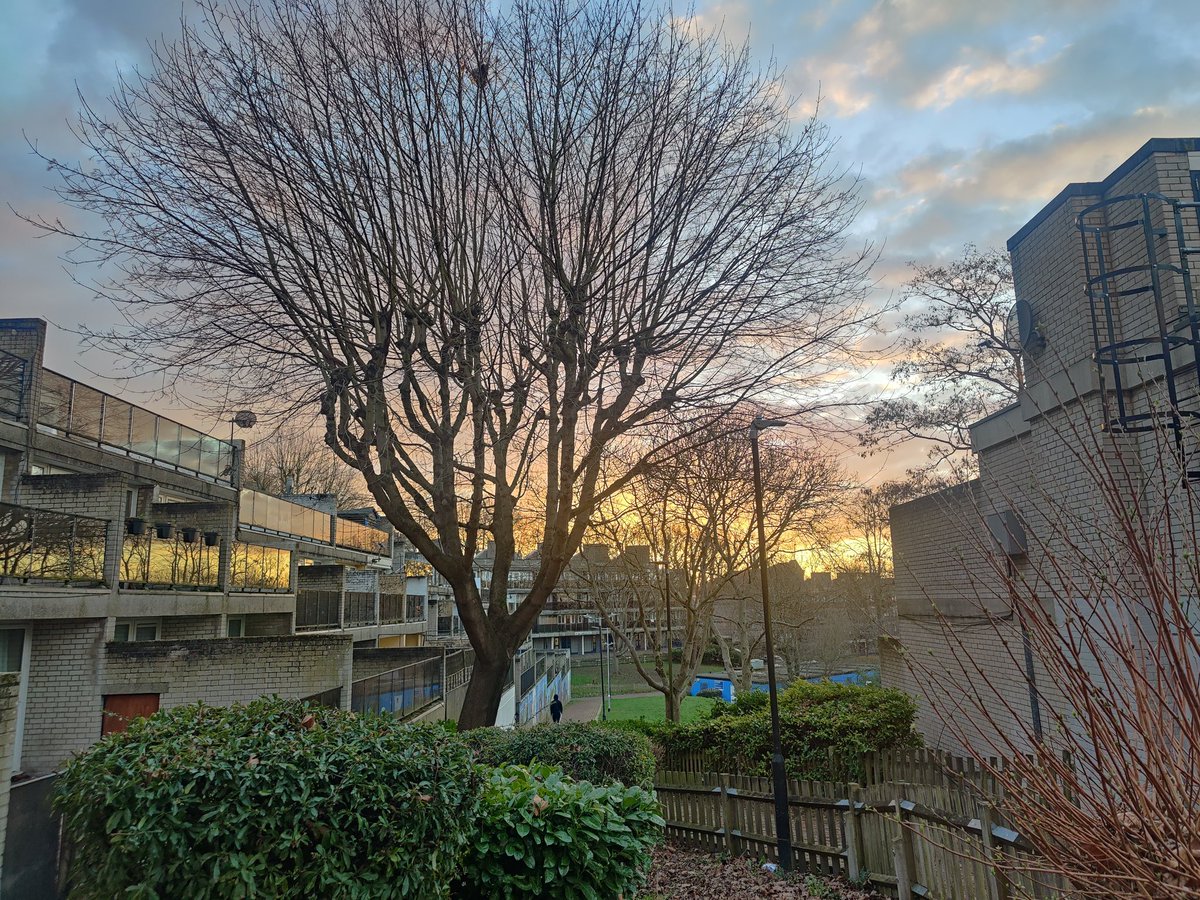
[56,698,480,899]
[464,721,655,788]
[655,680,920,780]
[708,688,769,718]
[696,688,724,699]
[456,765,663,899]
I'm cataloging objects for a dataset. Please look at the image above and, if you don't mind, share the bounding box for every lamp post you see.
[750,414,793,871]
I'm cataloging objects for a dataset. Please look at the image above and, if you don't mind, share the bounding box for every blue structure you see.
[689,676,734,702]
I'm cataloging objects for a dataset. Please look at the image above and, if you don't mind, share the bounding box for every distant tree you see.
[587,427,843,720]
[28,0,872,727]
[243,423,371,508]
[863,245,1020,475]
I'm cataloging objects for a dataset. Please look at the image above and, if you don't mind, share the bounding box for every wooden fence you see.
[656,750,1066,899]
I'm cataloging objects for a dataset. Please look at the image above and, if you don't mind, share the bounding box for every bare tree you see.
[244,422,371,507]
[27,0,872,726]
[863,245,1020,475]
[588,428,843,720]
[898,412,1200,896]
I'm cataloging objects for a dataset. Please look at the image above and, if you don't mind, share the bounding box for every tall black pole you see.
[751,415,793,871]
[597,619,607,721]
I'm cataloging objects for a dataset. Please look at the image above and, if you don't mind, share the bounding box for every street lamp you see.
[750,414,794,871]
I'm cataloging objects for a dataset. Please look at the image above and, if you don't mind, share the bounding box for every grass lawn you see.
[605,694,716,724]
[572,656,729,699]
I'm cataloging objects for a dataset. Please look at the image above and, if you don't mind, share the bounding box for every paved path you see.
[562,696,600,721]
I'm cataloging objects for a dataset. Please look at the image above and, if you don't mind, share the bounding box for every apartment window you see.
[227,617,245,638]
[114,620,160,642]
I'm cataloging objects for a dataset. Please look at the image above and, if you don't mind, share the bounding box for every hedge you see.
[55,698,480,899]
[654,680,921,780]
[455,765,663,899]
[464,721,655,788]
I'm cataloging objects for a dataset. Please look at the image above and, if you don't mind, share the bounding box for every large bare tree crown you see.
[27,0,873,725]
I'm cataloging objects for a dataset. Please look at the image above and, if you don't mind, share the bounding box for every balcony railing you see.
[37,371,234,483]
[238,490,329,544]
[296,590,340,631]
[344,591,376,627]
[0,350,27,420]
[0,502,106,584]
[238,490,390,559]
[351,655,442,719]
[121,534,218,589]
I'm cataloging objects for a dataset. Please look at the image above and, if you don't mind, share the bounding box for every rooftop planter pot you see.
[203,531,220,547]
[126,517,147,536]
[180,527,199,544]
[154,523,175,540]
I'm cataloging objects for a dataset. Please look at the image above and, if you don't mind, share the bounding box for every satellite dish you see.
[232,410,258,429]
[1013,300,1044,351]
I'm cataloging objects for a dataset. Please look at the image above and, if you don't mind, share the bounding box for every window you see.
[113,620,159,642]
[0,629,23,672]
[227,617,244,638]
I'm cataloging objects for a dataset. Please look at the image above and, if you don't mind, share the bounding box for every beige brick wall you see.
[0,672,22,877]
[160,615,221,640]
[103,634,353,712]
[244,612,293,636]
[22,619,106,774]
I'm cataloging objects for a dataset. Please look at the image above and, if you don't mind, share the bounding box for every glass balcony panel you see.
[68,384,104,442]
[0,507,31,579]
[178,427,203,473]
[38,372,71,431]
[156,420,181,466]
[121,534,150,582]
[129,407,157,458]
[0,350,27,420]
[101,397,132,449]
[198,435,222,478]
[29,512,73,579]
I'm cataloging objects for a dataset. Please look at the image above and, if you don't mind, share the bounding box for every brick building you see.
[0,317,418,778]
[884,138,1200,754]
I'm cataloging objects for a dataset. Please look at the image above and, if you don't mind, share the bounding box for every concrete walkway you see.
[561,696,601,722]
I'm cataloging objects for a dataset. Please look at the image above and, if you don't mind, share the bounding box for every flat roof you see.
[1006,137,1200,252]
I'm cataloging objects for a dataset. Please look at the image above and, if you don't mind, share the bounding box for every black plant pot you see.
[154,523,175,540]
[203,531,220,548]
[180,527,199,544]
[126,517,147,536]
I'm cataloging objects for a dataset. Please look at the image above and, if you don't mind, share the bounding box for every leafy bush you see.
[655,680,920,780]
[464,721,655,788]
[708,689,769,718]
[456,765,663,900]
[56,698,480,899]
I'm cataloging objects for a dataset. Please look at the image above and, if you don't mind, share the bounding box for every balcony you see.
[238,490,390,559]
[0,502,106,585]
[344,591,376,628]
[296,589,340,631]
[380,592,426,626]
[121,534,218,589]
[36,371,234,483]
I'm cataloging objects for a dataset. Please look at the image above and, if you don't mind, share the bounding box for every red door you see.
[102,693,160,736]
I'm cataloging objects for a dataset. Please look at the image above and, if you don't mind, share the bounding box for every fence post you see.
[719,774,738,855]
[892,793,917,898]
[844,784,865,882]
[979,802,1011,900]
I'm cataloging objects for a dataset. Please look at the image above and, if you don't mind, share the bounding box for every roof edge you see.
[1006,137,1200,253]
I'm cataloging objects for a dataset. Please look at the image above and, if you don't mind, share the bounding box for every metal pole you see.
[751,415,793,871]
[597,619,607,721]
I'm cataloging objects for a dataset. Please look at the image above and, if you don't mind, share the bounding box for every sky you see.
[0,0,1198,481]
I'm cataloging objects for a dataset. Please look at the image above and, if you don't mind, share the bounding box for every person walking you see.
[549,694,563,723]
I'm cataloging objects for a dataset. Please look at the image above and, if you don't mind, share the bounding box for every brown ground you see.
[639,842,880,899]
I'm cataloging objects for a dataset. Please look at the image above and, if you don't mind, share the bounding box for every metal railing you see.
[0,502,107,584]
[296,590,340,630]
[405,593,424,622]
[344,591,376,627]
[351,655,442,719]
[37,370,234,482]
[380,592,404,624]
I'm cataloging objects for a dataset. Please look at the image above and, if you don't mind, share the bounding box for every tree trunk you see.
[457,640,510,730]
[664,688,682,723]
